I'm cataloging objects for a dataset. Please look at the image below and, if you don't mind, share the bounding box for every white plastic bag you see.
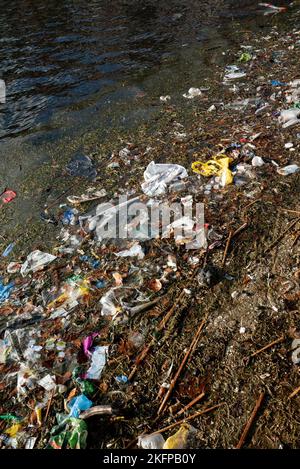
[141,161,188,197]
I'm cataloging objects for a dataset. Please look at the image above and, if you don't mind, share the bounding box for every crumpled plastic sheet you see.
[20,250,57,276]
[141,161,188,197]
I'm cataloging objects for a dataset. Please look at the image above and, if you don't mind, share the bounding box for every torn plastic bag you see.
[20,250,56,276]
[141,161,188,197]
[66,154,97,180]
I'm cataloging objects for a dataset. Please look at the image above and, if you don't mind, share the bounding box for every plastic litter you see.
[271,80,287,86]
[0,280,14,303]
[238,52,252,63]
[259,3,287,15]
[183,87,202,99]
[47,415,88,449]
[224,66,246,82]
[115,243,145,260]
[160,95,171,102]
[20,250,57,276]
[141,161,188,196]
[82,333,98,358]
[85,345,109,380]
[251,156,264,167]
[2,243,15,257]
[278,109,300,128]
[291,339,300,365]
[277,164,299,176]
[0,189,17,204]
[68,395,93,418]
[138,433,165,449]
[163,424,196,449]
[115,375,128,384]
[191,156,233,186]
[0,79,5,103]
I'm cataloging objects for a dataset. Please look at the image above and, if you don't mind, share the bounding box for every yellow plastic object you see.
[163,424,190,449]
[5,423,22,437]
[191,156,233,186]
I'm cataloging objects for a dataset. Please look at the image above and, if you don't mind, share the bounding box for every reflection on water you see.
[0,0,275,141]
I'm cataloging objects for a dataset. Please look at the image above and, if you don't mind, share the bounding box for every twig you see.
[153,403,224,434]
[250,335,284,358]
[279,209,300,215]
[222,230,233,267]
[157,319,206,416]
[236,392,265,449]
[264,217,300,254]
[288,385,300,399]
[174,392,205,418]
[232,222,248,238]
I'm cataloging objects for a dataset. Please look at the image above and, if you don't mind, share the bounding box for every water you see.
[0,0,282,142]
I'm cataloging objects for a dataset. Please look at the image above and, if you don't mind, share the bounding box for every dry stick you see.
[250,335,284,358]
[222,230,233,267]
[153,403,224,435]
[264,217,300,254]
[157,319,206,416]
[174,392,205,418]
[236,392,265,449]
[288,385,300,399]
